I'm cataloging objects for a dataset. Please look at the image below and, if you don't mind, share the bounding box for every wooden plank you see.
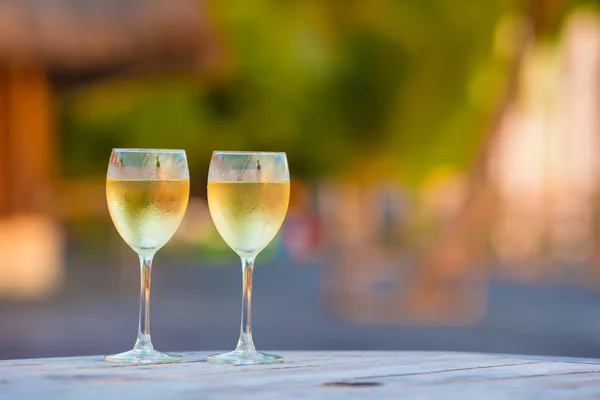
[1,351,600,399]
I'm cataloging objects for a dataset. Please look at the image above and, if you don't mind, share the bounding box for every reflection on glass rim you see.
[213,150,286,156]
[112,148,186,153]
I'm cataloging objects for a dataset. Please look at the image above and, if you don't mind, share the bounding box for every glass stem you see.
[134,254,154,352]
[235,257,256,353]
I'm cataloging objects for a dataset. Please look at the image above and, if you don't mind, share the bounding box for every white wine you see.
[107,178,189,255]
[208,181,290,257]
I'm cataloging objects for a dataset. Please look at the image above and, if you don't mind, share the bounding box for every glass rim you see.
[212,150,286,156]
[112,148,186,153]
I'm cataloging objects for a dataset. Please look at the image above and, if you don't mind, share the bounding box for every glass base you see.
[207,350,283,365]
[104,348,182,364]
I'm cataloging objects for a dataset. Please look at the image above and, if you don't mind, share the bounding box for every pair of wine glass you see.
[105,149,290,365]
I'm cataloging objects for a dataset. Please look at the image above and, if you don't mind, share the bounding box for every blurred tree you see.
[59,0,594,184]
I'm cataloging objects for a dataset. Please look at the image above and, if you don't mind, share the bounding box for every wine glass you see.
[105,148,190,364]
[206,151,290,365]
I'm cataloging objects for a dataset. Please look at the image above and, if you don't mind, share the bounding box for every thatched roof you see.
[0,0,218,73]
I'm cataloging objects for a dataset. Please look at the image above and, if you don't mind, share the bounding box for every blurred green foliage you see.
[59,0,588,184]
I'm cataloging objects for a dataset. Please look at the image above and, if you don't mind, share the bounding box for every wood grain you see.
[2,351,600,399]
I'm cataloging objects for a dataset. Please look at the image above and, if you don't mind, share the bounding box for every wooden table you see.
[2,351,600,399]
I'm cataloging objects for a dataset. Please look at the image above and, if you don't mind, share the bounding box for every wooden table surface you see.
[2,351,600,399]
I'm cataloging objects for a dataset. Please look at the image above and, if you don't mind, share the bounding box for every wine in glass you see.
[207,151,290,365]
[105,148,190,364]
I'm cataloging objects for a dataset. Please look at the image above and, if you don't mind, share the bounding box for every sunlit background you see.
[1,0,600,359]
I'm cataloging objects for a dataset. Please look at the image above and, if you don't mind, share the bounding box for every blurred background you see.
[1,0,600,360]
